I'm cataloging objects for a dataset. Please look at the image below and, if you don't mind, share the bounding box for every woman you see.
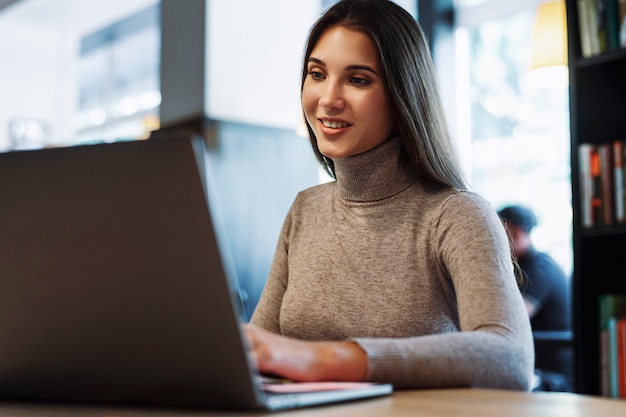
[246,0,534,390]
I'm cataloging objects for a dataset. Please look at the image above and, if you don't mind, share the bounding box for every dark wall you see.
[207,120,320,320]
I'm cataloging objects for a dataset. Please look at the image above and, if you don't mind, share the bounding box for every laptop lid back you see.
[0,136,263,409]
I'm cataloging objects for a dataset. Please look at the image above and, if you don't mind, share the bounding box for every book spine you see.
[590,145,604,226]
[579,0,595,57]
[579,143,594,228]
[613,140,625,223]
[618,318,626,398]
[619,0,626,48]
[606,0,621,50]
[588,0,604,55]
[609,317,620,397]
[601,327,611,395]
[595,0,610,52]
[599,295,626,397]
[599,143,614,225]
[600,294,611,396]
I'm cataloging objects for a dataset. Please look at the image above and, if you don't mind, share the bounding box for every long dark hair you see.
[301,0,467,190]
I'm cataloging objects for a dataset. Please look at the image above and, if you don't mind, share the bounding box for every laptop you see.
[0,134,392,411]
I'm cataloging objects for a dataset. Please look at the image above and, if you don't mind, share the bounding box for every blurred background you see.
[0,0,570,319]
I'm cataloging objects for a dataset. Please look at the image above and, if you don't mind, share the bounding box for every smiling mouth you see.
[321,120,351,129]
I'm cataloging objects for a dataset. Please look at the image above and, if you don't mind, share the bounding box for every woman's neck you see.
[332,135,418,202]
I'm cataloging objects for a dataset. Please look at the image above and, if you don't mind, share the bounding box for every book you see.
[590,145,605,226]
[600,294,611,396]
[613,140,626,223]
[579,0,595,57]
[595,0,610,53]
[579,143,595,228]
[599,143,614,225]
[619,0,626,48]
[579,0,604,56]
[609,317,620,397]
[599,294,626,398]
[618,319,626,398]
[605,0,621,51]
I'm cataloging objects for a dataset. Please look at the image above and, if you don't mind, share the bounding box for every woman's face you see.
[302,25,396,159]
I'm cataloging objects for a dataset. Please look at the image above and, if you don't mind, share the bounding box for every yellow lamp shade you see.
[530,0,568,70]
[528,0,568,87]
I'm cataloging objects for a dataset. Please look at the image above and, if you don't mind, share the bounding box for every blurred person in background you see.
[498,204,574,392]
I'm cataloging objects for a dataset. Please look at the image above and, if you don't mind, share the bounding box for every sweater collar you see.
[332,135,418,202]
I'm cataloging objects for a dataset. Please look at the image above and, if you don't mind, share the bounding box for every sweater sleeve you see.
[353,192,535,390]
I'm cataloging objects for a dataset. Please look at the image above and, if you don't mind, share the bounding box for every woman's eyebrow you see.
[308,57,379,76]
[345,64,379,76]
[308,57,324,66]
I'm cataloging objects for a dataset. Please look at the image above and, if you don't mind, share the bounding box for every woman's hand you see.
[242,323,368,382]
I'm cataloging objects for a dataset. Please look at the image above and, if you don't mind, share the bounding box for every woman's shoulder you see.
[422,186,500,227]
[284,181,336,216]
[416,182,492,212]
[444,189,494,211]
[294,181,336,201]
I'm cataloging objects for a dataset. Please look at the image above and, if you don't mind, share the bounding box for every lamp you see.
[528,0,568,87]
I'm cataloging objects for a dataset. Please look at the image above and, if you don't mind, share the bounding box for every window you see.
[0,0,160,151]
[75,4,160,144]
[452,0,572,275]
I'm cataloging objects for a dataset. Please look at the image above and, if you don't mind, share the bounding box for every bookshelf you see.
[566,0,626,396]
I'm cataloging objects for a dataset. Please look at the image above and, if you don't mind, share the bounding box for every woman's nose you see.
[319,82,345,112]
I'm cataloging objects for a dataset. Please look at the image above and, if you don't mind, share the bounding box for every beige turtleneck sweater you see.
[251,136,534,390]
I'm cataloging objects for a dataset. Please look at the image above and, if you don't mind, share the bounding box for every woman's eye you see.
[308,71,325,80]
[350,77,369,86]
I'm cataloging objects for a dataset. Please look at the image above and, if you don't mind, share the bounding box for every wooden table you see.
[0,389,624,417]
